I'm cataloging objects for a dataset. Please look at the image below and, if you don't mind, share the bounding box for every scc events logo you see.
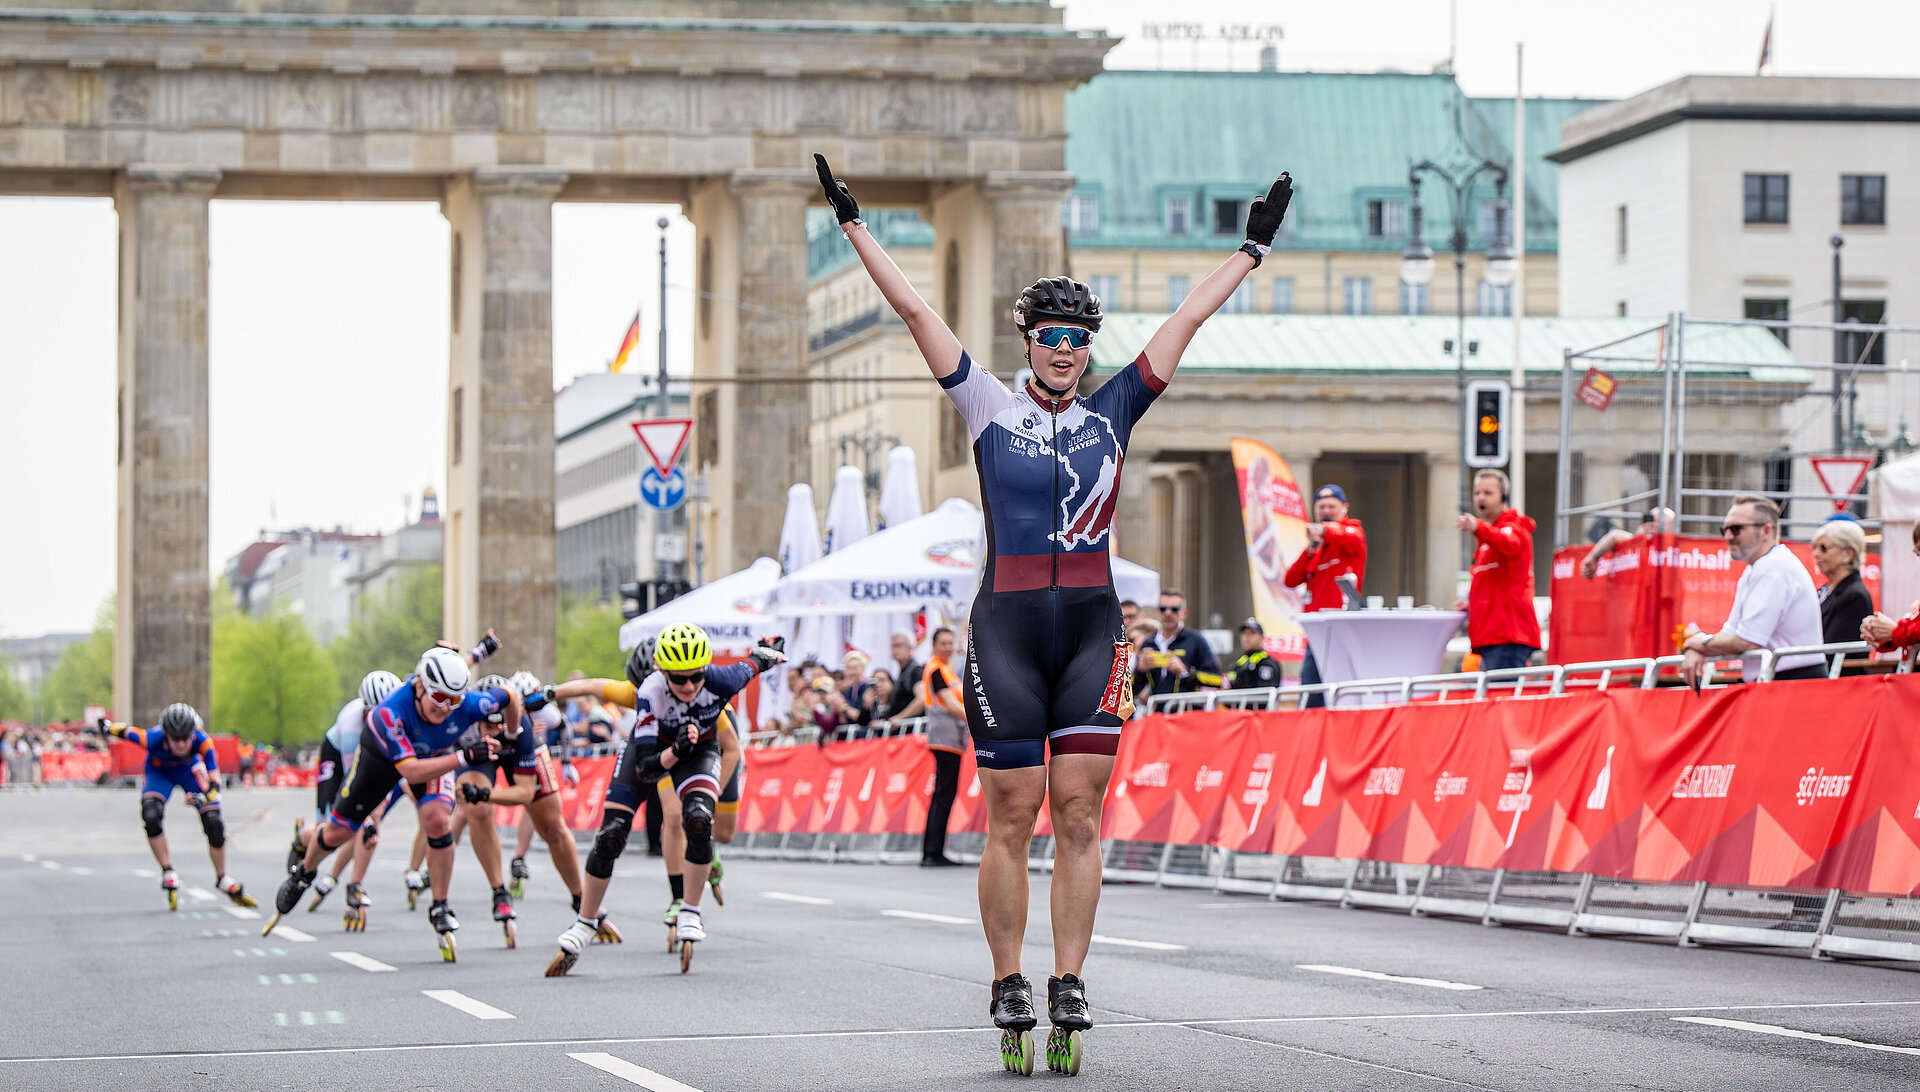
[1795,767,1852,806]
[925,539,978,569]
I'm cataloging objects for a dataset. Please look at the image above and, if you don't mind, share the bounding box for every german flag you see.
[610,311,640,373]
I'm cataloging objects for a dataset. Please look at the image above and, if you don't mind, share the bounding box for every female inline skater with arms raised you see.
[815,153,1291,1075]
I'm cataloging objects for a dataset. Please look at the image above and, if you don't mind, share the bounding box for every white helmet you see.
[416,646,471,696]
[359,670,402,709]
[475,674,510,693]
[508,670,543,699]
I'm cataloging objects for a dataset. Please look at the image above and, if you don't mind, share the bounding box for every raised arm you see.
[815,154,964,379]
[1142,173,1291,384]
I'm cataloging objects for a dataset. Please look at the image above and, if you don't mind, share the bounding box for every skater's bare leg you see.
[659,785,687,896]
[678,790,718,910]
[575,802,631,920]
[529,795,583,895]
[409,826,428,871]
[978,766,1047,980]
[715,810,737,844]
[457,772,506,889]
[145,832,171,870]
[514,808,536,860]
[329,833,357,881]
[420,801,456,900]
[1047,754,1114,979]
[301,820,349,871]
[206,837,226,880]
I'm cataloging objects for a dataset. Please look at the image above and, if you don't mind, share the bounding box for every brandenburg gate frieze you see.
[0,1,1113,723]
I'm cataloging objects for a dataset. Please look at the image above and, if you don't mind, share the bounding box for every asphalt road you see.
[3,786,1919,1090]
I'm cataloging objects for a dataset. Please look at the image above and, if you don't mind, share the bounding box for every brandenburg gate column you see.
[691,169,813,573]
[114,165,220,728]
[443,167,567,680]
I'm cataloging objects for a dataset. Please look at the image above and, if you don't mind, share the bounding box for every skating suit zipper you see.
[1048,398,1060,591]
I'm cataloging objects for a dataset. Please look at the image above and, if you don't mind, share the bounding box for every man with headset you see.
[1453,468,1541,671]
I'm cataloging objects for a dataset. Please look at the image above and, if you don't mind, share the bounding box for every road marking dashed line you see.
[1674,1016,1920,1056]
[569,1052,704,1090]
[762,892,833,905]
[329,951,396,973]
[881,909,972,925]
[223,905,263,921]
[185,887,216,902]
[423,990,515,1020]
[1091,934,1186,951]
[1298,965,1485,991]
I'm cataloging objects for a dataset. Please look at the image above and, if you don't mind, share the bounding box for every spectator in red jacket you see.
[1452,469,1541,671]
[1284,483,1367,706]
[1862,521,1920,652]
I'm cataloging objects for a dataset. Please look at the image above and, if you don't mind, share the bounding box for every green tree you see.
[211,606,338,745]
[557,596,626,682]
[329,565,443,695]
[39,601,115,722]
[0,656,30,722]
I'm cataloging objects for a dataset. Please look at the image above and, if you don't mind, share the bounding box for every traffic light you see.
[1464,379,1510,469]
[618,581,644,621]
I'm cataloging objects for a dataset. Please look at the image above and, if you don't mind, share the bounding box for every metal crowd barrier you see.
[736,642,1920,965]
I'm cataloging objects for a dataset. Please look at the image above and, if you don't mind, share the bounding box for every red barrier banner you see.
[1549,534,1881,664]
[39,752,111,783]
[270,766,316,788]
[743,675,1920,897]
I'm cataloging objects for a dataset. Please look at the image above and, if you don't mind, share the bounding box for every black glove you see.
[460,783,492,805]
[460,737,500,767]
[758,635,785,653]
[749,641,787,674]
[94,716,112,735]
[814,154,860,225]
[472,632,500,661]
[633,752,668,785]
[670,723,700,759]
[1244,173,1293,248]
[524,688,552,713]
[360,818,379,845]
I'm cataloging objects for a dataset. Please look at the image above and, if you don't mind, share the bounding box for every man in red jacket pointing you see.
[1453,469,1541,671]
[1285,483,1367,706]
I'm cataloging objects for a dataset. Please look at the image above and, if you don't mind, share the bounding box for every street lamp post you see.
[1402,161,1514,520]
[653,216,673,585]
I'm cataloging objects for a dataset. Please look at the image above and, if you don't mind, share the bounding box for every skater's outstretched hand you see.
[814,154,860,224]
[1244,173,1293,248]
[460,736,501,767]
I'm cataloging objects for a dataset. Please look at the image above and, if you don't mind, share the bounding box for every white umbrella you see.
[778,482,839,673]
[1111,555,1161,608]
[873,445,925,656]
[773,498,985,619]
[618,557,783,652]
[823,465,893,666]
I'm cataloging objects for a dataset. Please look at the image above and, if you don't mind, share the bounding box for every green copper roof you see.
[1085,314,1803,380]
[809,70,1604,280]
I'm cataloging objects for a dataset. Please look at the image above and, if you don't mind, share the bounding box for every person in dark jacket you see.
[1812,517,1874,646]
[1227,619,1283,689]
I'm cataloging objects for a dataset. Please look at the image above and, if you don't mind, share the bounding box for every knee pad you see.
[585,810,633,880]
[426,831,454,850]
[141,797,165,838]
[199,808,226,849]
[681,793,715,866]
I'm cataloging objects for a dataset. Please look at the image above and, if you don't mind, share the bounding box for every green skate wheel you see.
[1000,1029,1033,1075]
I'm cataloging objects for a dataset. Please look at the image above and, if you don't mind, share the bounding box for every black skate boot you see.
[429,898,459,962]
[491,885,517,948]
[264,865,316,936]
[509,856,530,900]
[1046,974,1091,1075]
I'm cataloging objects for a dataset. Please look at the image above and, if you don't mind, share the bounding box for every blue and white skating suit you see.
[603,662,756,810]
[936,349,1164,769]
[108,722,222,801]
[321,680,511,830]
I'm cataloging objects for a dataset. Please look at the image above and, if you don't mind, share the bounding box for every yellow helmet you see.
[654,623,713,673]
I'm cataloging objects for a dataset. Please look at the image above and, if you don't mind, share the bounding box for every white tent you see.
[872,446,926,656]
[1111,555,1161,607]
[777,483,838,667]
[823,465,892,663]
[1872,452,1920,614]
[618,556,783,652]
[773,497,984,618]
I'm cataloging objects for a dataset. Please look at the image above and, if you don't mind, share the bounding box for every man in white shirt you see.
[1681,495,1824,686]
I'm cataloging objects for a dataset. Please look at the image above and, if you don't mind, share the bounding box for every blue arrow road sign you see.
[640,466,687,512]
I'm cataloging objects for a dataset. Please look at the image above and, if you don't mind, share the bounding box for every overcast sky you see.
[4,0,1918,637]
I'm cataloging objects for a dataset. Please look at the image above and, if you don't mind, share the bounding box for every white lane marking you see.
[224,905,263,921]
[329,951,397,973]
[422,990,516,1021]
[130,868,157,878]
[67,866,95,876]
[15,998,1920,1065]
[1297,965,1486,991]
[186,887,216,902]
[1091,934,1187,951]
[882,909,973,925]
[272,924,315,942]
[20,854,36,862]
[1674,1017,1920,1056]
[40,860,61,870]
[569,1053,704,1091]
[762,892,832,906]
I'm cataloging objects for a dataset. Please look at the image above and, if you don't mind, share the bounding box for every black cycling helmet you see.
[1012,276,1102,334]
[160,702,201,741]
[626,636,658,689]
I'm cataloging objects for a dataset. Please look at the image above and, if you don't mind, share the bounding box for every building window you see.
[450,386,463,467]
[1061,194,1099,235]
[1743,298,1790,346]
[1365,199,1407,238]
[1213,198,1246,236]
[1474,200,1505,240]
[1166,275,1190,311]
[1223,280,1253,314]
[1841,175,1885,226]
[697,390,719,468]
[1399,281,1428,315]
[1166,195,1191,237]
[1616,300,1627,317]
[1616,204,1628,260]
[1342,276,1373,315]
[1744,173,1789,224]
[1271,277,1294,314]
[1087,274,1120,311]
[1477,279,1513,316]
[1840,299,1887,366]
